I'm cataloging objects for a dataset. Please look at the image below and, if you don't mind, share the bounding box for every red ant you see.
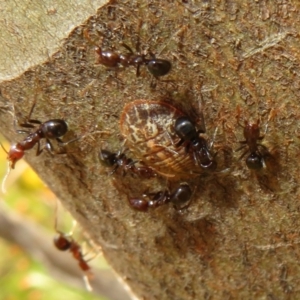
[99,148,157,178]
[236,119,267,169]
[129,183,192,212]
[95,43,171,79]
[1,99,78,169]
[1,99,80,192]
[83,28,171,88]
[54,219,93,291]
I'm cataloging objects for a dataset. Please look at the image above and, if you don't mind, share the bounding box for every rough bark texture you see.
[1,1,300,299]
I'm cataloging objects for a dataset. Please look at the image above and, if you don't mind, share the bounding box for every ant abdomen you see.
[99,149,118,167]
[41,120,68,139]
[147,59,172,78]
[246,153,264,170]
[169,183,192,208]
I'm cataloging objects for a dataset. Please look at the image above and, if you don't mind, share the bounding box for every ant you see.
[54,219,93,291]
[174,116,217,172]
[95,44,171,79]
[0,99,81,170]
[99,148,156,178]
[236,119,267,169]
[129,183,192,212]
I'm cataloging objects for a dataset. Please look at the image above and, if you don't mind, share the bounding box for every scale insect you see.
[119,100,213,179]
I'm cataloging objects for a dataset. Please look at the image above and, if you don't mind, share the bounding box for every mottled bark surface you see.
[1,1,300,299]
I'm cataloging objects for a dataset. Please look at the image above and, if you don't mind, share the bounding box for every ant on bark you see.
[129,183,192,212]
[83,29,171,82]
[174,116,217,172]
[236,108,270,170]
[1,99,79,192]
[99,148,156,178]
[236,119,267,169]
[54,218,93,291]
[95,43,171,79]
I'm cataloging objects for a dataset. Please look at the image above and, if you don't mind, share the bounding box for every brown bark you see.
[1,0,300,299]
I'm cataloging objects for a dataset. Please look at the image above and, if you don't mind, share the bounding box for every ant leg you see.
[109,165,119,176]
[150,78,157,89]
[18,123,36,129]
[136,64,141,77]
[121,43,134,54]
[54,200,65,236]
[1,142,12,193]
[235,142,247,152]
[36,141,44,156]
[45,139,55,154]
[16,129,31,134]
[28,119,42,125]
[209,126,219,149]
[238,148,249,160]
[26,98,37,120]
[56,136,81,147]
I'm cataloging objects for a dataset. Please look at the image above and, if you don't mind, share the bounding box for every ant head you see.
[246,153,264,170]
[147,59,171,77]
[99,149,117,167]
[175,116,197,141]
[170,183,192,208]
[53,233,72,251]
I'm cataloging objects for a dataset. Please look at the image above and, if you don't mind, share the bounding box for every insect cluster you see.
[0,9,273,292]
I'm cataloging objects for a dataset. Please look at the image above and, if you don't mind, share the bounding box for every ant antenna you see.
[1,162,11,194]
[83,274,93,292]
[210,126,219,149]
[0,142,10,194]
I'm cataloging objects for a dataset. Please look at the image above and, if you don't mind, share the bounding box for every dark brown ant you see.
[129,183,192,212]
[174,116,217,172]
[1,100,81,193]
[1,100,77,170]
[95,44,171,79]
[236,119,267,169]
[99,148,156,178]
[54,219,93,291]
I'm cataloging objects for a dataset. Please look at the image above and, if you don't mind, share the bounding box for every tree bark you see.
[1,0,300,299]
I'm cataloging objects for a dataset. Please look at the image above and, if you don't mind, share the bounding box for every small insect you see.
[0,99,80,193]
[99,148,156,178]
[1,100,74,170]
[174,116,217,172]
[120,100,203,179]
[54,220,93,291]
[236,119,267,169]
[95,44,171,79]
[129,183,192,212]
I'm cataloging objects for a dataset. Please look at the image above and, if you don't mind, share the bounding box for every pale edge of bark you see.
[0,0,109,81]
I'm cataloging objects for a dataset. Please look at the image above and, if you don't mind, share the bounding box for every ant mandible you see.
[99,148,157,178]
[236,119,267,169]
[54,219,93,291]
[174,116,217,172]
[1,99,77,170]
[129,183,192,212]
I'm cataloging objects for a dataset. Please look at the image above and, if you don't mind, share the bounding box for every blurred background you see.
[0,136,114,300]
